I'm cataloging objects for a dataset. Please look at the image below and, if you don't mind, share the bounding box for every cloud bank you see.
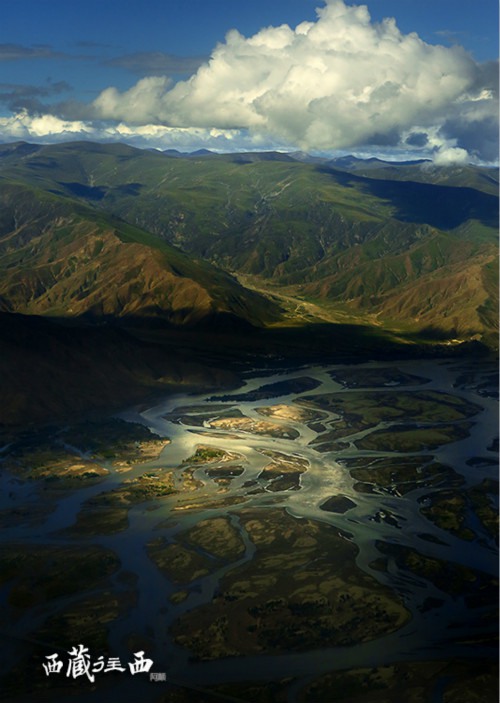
[2,0,498,162]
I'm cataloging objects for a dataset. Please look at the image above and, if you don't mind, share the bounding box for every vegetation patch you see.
[208,417,299,439]
[420,480,499,543]
[342,455,464,495]
[419,490,476,540]
[0,545,120,608]
[210,377,321,402]
[375,542,498,605]
[304,390,480,451]
[184,517,246,561]
[181,446,230,464]
[356,422,473,452]
[171,509,410,659]
[301,660,499,703]
[61,419,169,465]
[320,495,357,513]
[1,442,108,488]
[60,506,129,536]
[146,540,215,584]
[85,470,176,508]
[328,367,430,388]
[256,450,309,491]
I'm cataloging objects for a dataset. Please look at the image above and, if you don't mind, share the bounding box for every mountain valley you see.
[0,141,497,424]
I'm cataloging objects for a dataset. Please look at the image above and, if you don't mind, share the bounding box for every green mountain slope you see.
[0,180,281,326]
[327,156,499,196]
[0,141,497,345]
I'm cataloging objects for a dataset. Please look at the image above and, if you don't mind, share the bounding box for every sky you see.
[0,0,498,162]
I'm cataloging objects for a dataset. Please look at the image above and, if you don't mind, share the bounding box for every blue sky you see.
[0,0,498,161]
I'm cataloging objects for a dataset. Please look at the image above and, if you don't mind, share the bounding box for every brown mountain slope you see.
[295,225,498,344]
[0,182,281,327]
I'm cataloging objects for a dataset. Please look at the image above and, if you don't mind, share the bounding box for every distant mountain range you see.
[0,140,496,342]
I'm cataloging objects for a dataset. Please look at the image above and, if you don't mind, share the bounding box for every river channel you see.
[1,356,498,702]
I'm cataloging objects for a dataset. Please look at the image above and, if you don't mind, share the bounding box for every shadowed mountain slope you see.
[0,312,242,425]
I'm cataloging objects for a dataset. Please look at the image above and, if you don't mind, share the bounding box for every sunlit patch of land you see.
[181,445,243,465]
[256,403,327,423]
[60,419,170,466]
[89,470,176,507]
[172,494,250,512]
[57,470,176,537]
[207,417,299,439]
[256,449,309,491]
[0,420,170,541]
[164,405,243,427]
[1,444,109,489]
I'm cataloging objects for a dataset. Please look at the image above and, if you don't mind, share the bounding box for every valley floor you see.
[0,356,498,702]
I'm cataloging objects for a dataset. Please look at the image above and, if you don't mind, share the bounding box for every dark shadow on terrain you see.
[60,182,107,200]
[226,152,298,164]
[0,312,491,427]
[0,142,41,159]
[59,181,143,200]
[26,157,60,171]
[317,166,499,230]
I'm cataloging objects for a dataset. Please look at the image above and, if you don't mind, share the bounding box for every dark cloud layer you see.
[0,81,72,113]
[103,52,206,76]
[0,43,65,61]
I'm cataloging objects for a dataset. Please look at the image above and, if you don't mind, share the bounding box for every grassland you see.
[342,455,464,496]
[301,389,481,452]
[171,509,410,659]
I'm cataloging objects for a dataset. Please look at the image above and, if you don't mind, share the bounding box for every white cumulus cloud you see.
[1,0,498,161]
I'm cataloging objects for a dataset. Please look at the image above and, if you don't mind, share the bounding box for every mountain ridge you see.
[0,140,497,346]
[0,179,282,326]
